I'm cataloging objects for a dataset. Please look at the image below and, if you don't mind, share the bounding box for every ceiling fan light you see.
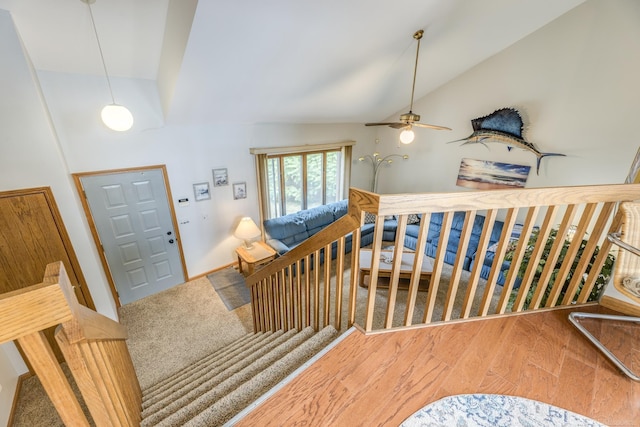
[101,104,134,131]
[399,128,415,144]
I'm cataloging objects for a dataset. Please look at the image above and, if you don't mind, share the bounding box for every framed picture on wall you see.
[456,158,530,190]
[212,168,229,187]
[193,182,211,201]
[233,182,247,200]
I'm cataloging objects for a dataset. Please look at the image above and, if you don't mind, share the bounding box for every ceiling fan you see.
[365,29,451,144]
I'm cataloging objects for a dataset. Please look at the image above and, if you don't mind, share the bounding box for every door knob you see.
[167,231,172,235]
[168,239,175,244]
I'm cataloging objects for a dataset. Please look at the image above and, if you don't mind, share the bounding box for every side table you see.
[235,241,277,276]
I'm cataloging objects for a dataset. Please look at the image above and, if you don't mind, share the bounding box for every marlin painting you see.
[451,108,565,175]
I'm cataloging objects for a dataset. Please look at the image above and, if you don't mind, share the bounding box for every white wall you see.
[0,345,19,427]
[0,8,119,419]
[375,0,640,194]
[35,73,379,276]
[0,14,118,321]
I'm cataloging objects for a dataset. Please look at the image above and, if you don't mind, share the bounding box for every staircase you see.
[13,184,640,426]
[139,325,339,426]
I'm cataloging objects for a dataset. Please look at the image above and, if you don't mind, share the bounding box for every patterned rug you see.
[400,394,605,427]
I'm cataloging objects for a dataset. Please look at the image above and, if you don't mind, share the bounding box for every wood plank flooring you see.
[237,305,640,426]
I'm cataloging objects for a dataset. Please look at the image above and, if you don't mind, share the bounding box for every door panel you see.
[0,187,94,365]
[80,168,185,304]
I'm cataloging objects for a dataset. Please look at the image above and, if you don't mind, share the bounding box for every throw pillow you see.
[407,213,420,224]
[364,212,377,224]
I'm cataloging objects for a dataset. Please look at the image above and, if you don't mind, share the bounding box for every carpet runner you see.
[140,325,339,426]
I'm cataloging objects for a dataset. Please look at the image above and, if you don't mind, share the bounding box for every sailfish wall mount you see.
[451,108,564,174]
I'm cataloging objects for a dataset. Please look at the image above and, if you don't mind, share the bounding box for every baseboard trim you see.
[7,372,31,427]
[188,261,239,282]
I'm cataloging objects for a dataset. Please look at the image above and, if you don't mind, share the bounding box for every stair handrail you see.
[365,183,640,214]
[246,189,380,287]
[0,261,141,427]
[40,261,129,343]
[247,183,640,335]
[246,213,362,285]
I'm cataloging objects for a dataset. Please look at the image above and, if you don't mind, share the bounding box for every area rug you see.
[400,394,605,427]
[207,266,251,310]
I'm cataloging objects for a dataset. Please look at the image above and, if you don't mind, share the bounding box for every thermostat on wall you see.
[178,198,190,207]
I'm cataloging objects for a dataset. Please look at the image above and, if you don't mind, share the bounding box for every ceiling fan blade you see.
[365,122,402,127]
[413,122,452,131]
[388,123,411,129]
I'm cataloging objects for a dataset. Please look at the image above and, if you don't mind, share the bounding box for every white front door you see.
[80,169,185,304]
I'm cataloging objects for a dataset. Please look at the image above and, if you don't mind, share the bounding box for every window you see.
[252,142,353,220]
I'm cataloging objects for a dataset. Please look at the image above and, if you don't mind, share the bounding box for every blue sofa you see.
[263,200,397,259]
[403,212,522,286]
[263,201,520,286]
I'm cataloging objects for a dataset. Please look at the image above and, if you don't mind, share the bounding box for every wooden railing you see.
[246,183,640,333]
[0,262,140,426]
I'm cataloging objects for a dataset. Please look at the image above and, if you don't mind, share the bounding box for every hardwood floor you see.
[237,304,640,426]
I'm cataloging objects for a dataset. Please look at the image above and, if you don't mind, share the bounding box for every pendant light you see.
[82,0,134,131]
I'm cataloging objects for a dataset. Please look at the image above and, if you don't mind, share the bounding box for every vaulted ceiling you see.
[0,0,585,125]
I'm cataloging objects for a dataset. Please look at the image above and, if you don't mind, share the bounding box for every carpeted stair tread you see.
[142,331,271,395]
[142,331,266,394]
[142,329,295,412]
[141,326,317,426]
[183,325,339,426]
[142,330,281,405]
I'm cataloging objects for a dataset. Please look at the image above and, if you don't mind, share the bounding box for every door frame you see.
[73,165,188,307]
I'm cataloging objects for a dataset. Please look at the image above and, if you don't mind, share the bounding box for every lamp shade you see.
[101,104,134,131]
[235,217,261,241]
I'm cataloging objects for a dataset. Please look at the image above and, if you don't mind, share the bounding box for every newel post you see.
[0,261,90,426]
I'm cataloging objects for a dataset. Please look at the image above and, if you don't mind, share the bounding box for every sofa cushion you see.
[383,219,398,232]
[300,204,335,236]
[263,214,308,246]
[329,200,348,220]
[363,212,376,223]
[425,213,443,243]
[407,213,420,224]
[266,238,291,256]
[405,224,421,238]
[360,223,376,236]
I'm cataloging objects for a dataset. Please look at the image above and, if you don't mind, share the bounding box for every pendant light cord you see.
[87,3,115,104]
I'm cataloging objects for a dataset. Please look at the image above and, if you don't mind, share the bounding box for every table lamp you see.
[235,217,261,249]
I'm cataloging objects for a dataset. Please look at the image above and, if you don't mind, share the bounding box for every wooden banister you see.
[0,261,141,426]
[41,261,128,343]
[61,304,128,344]
[247,213,361,285]
[368,183,640,214]
[0,263,91,426]
[0,282,73,343]
[247,183,640,335]
[18,331,90,427]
